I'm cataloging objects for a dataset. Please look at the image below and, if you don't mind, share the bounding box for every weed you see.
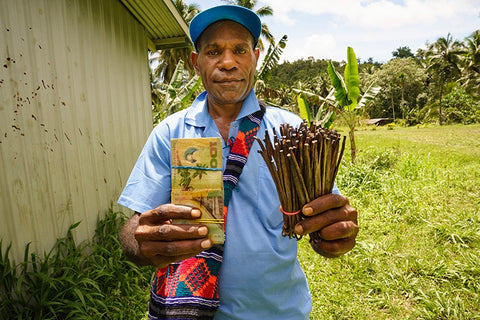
[0,210,154,319]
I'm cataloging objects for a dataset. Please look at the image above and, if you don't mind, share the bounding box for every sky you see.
[184,0,480,63]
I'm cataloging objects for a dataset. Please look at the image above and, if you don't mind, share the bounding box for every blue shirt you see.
[119,89,338,319]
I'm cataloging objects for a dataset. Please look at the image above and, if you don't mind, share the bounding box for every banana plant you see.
[294,87,337,128]
[256,34,288,84]
[327,47,380,163]
[295,47,380,163]
[152,59,202,125]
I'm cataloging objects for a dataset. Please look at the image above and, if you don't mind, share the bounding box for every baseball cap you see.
[189,5,262,51]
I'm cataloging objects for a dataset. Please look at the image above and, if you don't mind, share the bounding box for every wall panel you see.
[0,0,152,262]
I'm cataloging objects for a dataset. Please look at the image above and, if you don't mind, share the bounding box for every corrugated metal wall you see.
[0,0,152,262]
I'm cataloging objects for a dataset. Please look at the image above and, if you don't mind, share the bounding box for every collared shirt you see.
[119,89,338,319]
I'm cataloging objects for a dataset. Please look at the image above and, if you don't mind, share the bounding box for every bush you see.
[0,210,154,319]
[442,87,480,125]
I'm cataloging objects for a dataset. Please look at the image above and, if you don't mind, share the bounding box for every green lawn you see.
[299,124,480,320]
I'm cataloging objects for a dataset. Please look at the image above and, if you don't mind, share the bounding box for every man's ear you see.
[191,51,200,75]
[254,48,260,63]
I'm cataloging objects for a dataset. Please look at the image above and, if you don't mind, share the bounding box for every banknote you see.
[171,137,224,244]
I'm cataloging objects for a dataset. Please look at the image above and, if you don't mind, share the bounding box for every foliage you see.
[299,124,480,319]
[264,30,480,127]
[152,59,202,125]
[0,210,154,319]
[293,89,335,131]
[442,86,480,125]
[365,57,427,120]
[256,34,288,84]
[326,47,380,163]
[461,30,480,98]
[269,58,332,89]
[392,46,415,59]
[426,33,466,125]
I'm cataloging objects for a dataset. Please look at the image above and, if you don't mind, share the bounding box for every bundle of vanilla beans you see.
[256,121,346,242]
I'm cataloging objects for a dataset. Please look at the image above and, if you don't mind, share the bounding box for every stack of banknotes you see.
[171,137,225,244]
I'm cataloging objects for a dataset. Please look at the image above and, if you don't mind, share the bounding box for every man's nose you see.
[218,50,237,71]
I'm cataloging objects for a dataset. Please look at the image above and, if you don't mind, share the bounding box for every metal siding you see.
[0,0,152,262]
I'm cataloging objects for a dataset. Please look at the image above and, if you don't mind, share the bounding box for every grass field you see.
[299,124,480,319]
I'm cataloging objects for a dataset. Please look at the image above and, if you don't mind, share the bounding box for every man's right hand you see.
[122,204,212,269]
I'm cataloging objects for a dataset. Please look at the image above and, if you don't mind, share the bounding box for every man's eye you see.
[207,50,219,55]
[236,48,247,54]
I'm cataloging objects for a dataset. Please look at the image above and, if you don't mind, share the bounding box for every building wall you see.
[0,0,152,262]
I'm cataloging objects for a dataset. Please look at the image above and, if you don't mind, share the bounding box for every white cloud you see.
[262,0,480,29]
[304,34,337,58]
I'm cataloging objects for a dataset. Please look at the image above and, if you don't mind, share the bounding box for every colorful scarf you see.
[148,105,265,320]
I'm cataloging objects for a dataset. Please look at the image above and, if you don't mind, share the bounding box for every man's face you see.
[191,20,260,108]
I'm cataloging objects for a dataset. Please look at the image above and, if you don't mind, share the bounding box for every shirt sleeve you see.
[118,123,172,213]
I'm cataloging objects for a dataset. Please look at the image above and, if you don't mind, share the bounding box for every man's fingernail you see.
[295,224,304,234]
[201,239,212,249]
[303,207,313,216]
[198,226,208,236]
[191,209,201,218]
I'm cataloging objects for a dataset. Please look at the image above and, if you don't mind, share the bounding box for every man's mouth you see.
[214,78,243,84]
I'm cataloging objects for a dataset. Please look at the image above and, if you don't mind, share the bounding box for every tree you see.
[151,1,199,84]
[255,35,289,104]
[461,30,480,98]
[425,33,465,124]
[222,0,275,50]
[365,58,427,120]
[256,35,288,84]
[152,60,202,125]
[392,46,415,59]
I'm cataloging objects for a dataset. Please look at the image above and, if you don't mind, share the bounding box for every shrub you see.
[0,210,154,319]
[442,87,480,125]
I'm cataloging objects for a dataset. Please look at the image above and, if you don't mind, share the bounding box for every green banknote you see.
[171,137,224,244]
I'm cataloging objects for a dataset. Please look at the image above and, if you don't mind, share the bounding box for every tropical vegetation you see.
[264,30,480,127]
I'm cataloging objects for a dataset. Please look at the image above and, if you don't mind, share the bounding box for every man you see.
[119,5,358,320]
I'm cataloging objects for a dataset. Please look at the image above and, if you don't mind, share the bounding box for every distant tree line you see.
[264,31,480,126]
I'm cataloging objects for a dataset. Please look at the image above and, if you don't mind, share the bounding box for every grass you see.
[299,123,480,319]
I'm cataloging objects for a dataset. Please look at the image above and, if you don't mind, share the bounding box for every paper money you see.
[171,137,224,244]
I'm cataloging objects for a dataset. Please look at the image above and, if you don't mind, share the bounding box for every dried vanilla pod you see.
[255,121,346,242]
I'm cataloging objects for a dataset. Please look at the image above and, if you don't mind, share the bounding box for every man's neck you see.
[207,99,244,143]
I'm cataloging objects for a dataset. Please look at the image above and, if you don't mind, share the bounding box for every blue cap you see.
[189,5,262,51]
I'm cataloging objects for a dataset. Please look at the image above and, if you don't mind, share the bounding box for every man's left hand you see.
[294,194,359,258]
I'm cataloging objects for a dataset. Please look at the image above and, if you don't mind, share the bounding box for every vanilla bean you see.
[255,121,345,241]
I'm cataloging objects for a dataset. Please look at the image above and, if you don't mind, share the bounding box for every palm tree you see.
[425,33,465,125]
[461,30,480,97]
[222,0,275,51]
[151,0,199,83]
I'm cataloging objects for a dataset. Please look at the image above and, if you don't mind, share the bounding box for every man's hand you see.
[294,194,358,258]
[121,204,212,269]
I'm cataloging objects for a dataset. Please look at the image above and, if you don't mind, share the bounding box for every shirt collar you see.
[185,89,260,127]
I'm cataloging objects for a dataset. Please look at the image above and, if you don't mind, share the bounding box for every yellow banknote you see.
[171,137,224,244]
